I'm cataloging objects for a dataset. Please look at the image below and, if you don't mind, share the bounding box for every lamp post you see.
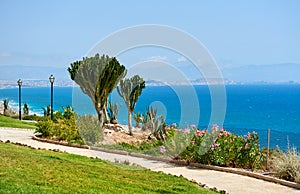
[17,79,22,120]
[49,75,55,120]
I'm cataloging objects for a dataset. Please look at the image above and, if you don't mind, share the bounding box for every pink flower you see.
[190,124,197,129]
[160,146,166,153]
[183,129,190,134]
[211,143,220,150]
[247,132,251,139]
[172,123,177,127]
[212,124,219,131]
[191,140,195,145]
[230,139,233,143]
[194,130,206,137]
[165,126,171,130]
[224,131,230,137]
[194,131,201,136]
[234,136,237,139]
[245,143,249,149]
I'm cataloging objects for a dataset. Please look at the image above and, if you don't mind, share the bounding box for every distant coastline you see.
[0,79,299,89]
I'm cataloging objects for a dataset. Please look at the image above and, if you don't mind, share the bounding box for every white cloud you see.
[0,52,11,57]
[147,55,168,62]
[177,56,187,62]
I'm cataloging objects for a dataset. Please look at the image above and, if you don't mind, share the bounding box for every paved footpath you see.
[0,127,299,194]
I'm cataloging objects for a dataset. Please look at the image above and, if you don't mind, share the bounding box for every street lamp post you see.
[49,75,55,120]
[17,79,22,120]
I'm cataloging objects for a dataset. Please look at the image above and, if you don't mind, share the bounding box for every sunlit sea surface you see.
[1,84,299,150]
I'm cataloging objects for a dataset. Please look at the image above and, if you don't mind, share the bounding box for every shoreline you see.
[1,82,300,90]
[0,102,3,115]
[0,102,18,116]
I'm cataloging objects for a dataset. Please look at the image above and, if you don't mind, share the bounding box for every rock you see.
[111,119,118,124]
[148,134,157,141]
[104,129,114,136]
[104,124,124,132]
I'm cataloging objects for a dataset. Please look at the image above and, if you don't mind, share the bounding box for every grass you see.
[0,142,217,194]
[0,115,36,129]
[272,147,300,183]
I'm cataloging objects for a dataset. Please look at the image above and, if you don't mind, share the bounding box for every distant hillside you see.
[222,63,300,82]
[1,63,299,84]
[0,65,70,81]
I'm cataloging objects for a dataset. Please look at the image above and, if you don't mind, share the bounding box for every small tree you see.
[107,101,118,124]
[117,75,145,136]
[42,105,51,117]
[133,112,142,128]
[146,106,157,131]
[68,54,126,126]
[62,105,74,119]
[23,103,29,115]
[3,99,9,116]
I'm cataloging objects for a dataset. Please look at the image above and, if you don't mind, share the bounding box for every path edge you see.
[32,135,300,190]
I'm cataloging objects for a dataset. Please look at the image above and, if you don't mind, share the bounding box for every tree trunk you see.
[103,106,110,124]
[97,108,104,127]
[128,110,133,136]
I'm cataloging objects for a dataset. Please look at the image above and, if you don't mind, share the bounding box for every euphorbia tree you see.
[117,75,145,135]
[68,54,126,126]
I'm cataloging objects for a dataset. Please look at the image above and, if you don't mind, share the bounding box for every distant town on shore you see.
[0,78,299,89]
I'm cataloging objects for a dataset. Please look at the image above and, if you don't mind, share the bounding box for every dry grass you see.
[272,147,300,183]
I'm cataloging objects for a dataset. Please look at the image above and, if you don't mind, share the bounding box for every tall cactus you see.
[107,101,119,124]
[133,112,142,128]
[3,99,9,116]
[68,54,126,126]
[117,75,145,135]
[23,103,29,115]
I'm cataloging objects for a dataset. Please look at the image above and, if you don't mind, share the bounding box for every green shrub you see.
[162,125,264,169]
[62,106,74,120]
[118,139,163,152]
[75,114,103,146]
[53,110,64,121]
[162,125,194,158]
[35,113,84,145]
[35,119,54,137]
[272,147,300,183]
[36,107,104,145]
[54,116,82,143]
[23,114,44,121]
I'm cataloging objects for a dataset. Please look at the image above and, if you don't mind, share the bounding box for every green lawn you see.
[0,142,216,194]
[0,115,36,129]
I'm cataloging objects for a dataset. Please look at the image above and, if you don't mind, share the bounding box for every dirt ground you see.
[102,124,153,145]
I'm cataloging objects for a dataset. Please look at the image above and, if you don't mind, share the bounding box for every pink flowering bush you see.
[161,125,194,158]
[163,125,263,169]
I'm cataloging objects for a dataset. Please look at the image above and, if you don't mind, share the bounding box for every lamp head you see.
[49,75,55,83]
[17,79,22,86]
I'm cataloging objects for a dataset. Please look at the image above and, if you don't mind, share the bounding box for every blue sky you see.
[1,0,300,82]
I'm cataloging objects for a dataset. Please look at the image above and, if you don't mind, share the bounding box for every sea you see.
[1,84,299,150]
